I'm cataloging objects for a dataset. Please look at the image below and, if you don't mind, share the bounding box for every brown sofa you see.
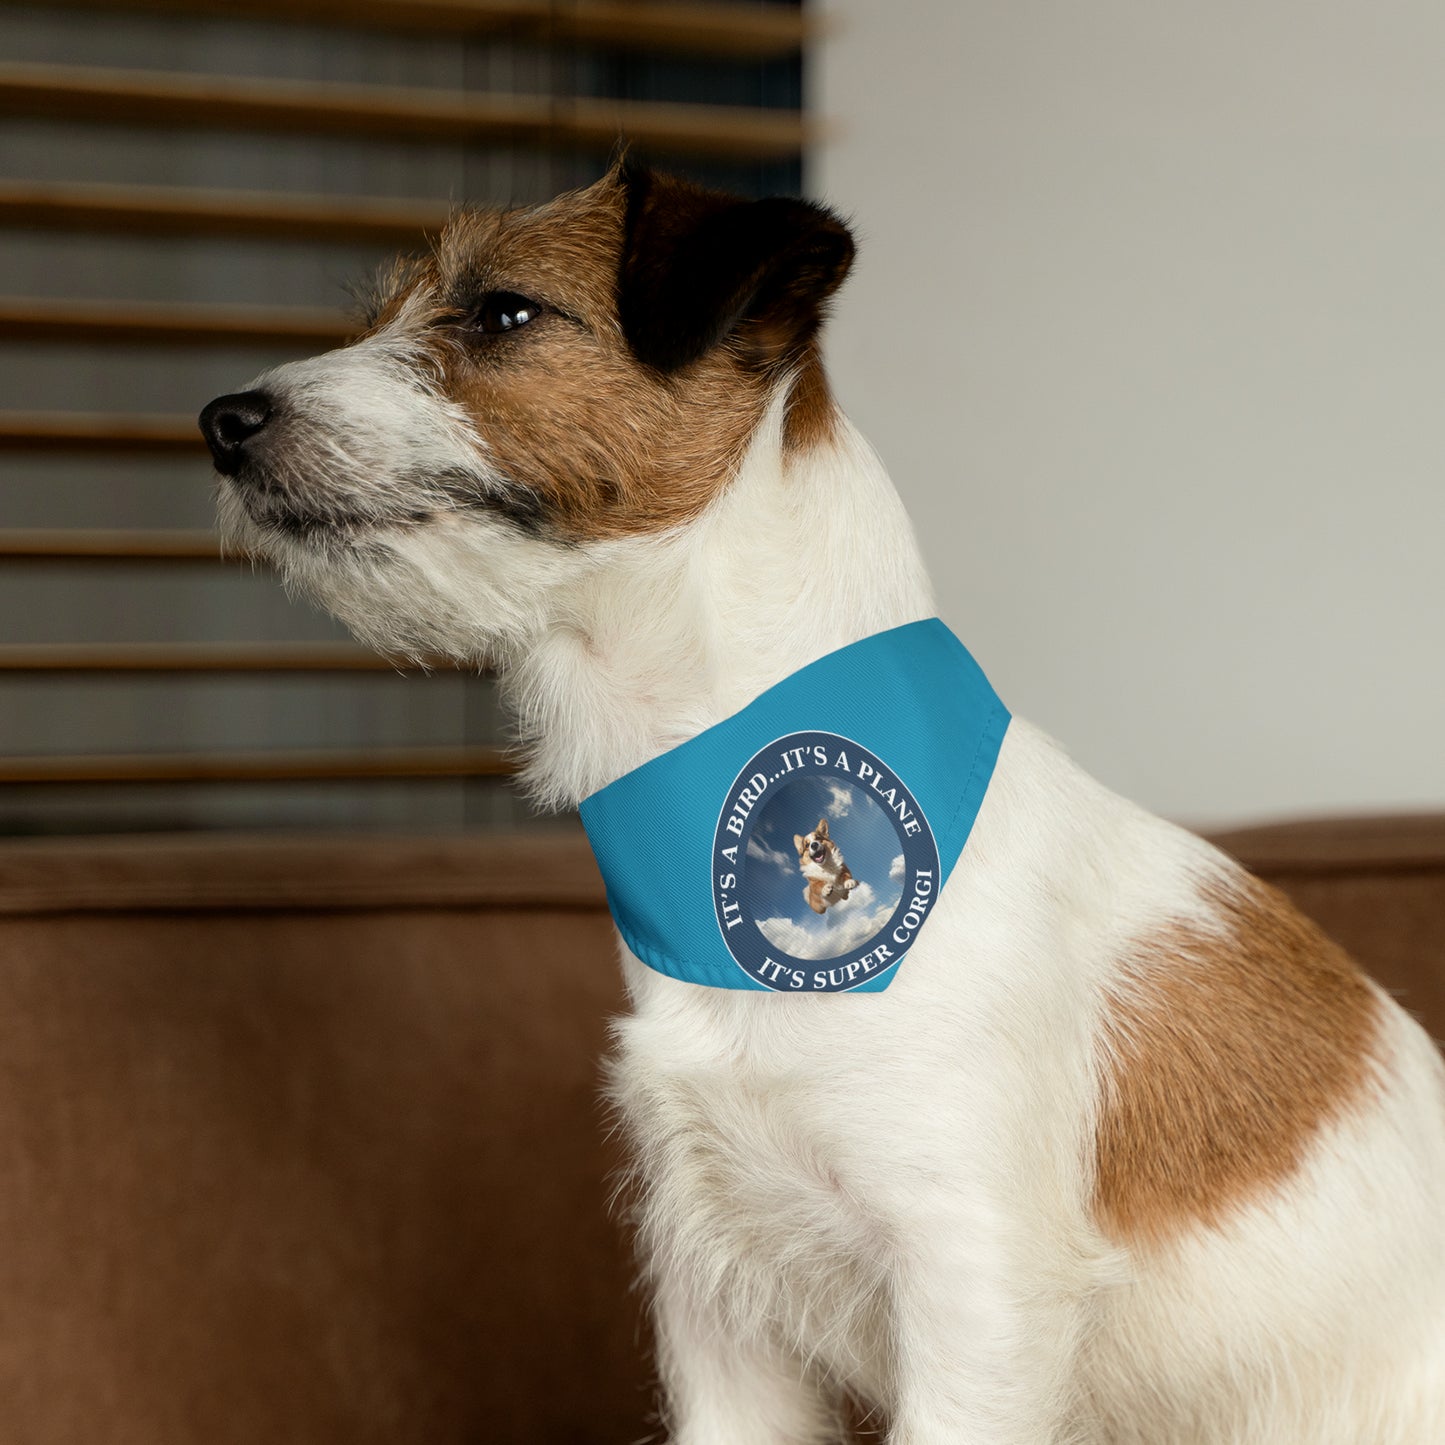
[0,818,1440,1443]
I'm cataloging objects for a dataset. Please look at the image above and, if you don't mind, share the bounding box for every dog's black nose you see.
[199,390,273,475]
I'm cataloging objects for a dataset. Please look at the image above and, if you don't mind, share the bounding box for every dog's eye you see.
[471,291,543,334]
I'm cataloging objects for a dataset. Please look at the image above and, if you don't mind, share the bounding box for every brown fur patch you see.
[361,171,845,542]
[363,179,751,541]
[1093,872,1381,1246]
[782,343,840,454]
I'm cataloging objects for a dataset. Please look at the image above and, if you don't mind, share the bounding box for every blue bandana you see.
[578,619,1009,993]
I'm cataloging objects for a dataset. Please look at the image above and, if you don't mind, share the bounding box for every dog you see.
[794,819,859,915]
[200,161,1445,1443]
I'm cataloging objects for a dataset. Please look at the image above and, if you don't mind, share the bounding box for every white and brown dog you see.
[795,819,858,915]
[201,163,1445,1444]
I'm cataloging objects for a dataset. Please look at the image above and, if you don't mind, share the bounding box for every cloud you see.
[889,853,905,883]
[824,779,853,819]
[746,835,794,874]
[755,879,899,961]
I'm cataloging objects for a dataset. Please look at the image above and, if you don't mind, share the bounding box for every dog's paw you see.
[843,878,858,892]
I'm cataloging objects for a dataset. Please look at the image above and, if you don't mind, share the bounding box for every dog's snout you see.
[199,390,273,475]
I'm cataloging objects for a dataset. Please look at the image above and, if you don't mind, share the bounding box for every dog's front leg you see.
[653,1275,844,1445]
[883,1231,1091,1445]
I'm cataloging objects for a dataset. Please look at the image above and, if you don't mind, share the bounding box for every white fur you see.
[219,350,1445,1443]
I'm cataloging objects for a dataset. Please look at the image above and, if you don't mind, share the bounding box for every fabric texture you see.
[578,619,1010,992]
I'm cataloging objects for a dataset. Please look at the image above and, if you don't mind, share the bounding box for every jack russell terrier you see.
[200,162,1445,1444]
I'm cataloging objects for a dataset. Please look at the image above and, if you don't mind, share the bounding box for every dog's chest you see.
[799,850,839,883]
[613,996,890,1385]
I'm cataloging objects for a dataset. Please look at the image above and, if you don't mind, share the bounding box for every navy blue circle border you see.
[710,730,941,993]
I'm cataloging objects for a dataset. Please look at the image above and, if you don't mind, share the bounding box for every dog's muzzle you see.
[199,390,273,476]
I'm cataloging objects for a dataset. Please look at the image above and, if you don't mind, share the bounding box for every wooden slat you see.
[0,0,810,58]
[0,745,513,783]
[0,180,449,245]
[0,412,202,452]
[543,0,809,58]
[0,643,423,672]
[0,529,227,561]
[0,296,353,348]
[0,62,810,162]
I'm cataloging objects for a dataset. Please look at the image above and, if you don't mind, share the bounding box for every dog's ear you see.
[793,834,805,853]
[816,819,829,837]
[617,161,855,374]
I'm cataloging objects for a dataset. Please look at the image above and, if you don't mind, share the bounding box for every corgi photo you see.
[200,161,1445,1443]
[794,818,858,915]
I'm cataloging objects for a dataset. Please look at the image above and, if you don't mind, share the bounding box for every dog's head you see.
[199,162,854,661]
[794,819,834,864]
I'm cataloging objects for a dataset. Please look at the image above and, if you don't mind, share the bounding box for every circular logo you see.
[711,731,941,993]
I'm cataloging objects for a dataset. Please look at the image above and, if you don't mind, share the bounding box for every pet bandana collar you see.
[578,619,1010,994]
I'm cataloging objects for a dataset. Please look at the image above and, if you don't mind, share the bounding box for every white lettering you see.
[724,771,770,837]
[892,870,936,945]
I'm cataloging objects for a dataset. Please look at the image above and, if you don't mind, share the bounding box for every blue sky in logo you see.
[746,774,905,961]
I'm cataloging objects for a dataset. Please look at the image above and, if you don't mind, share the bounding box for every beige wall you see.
[814,2,1445,827]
